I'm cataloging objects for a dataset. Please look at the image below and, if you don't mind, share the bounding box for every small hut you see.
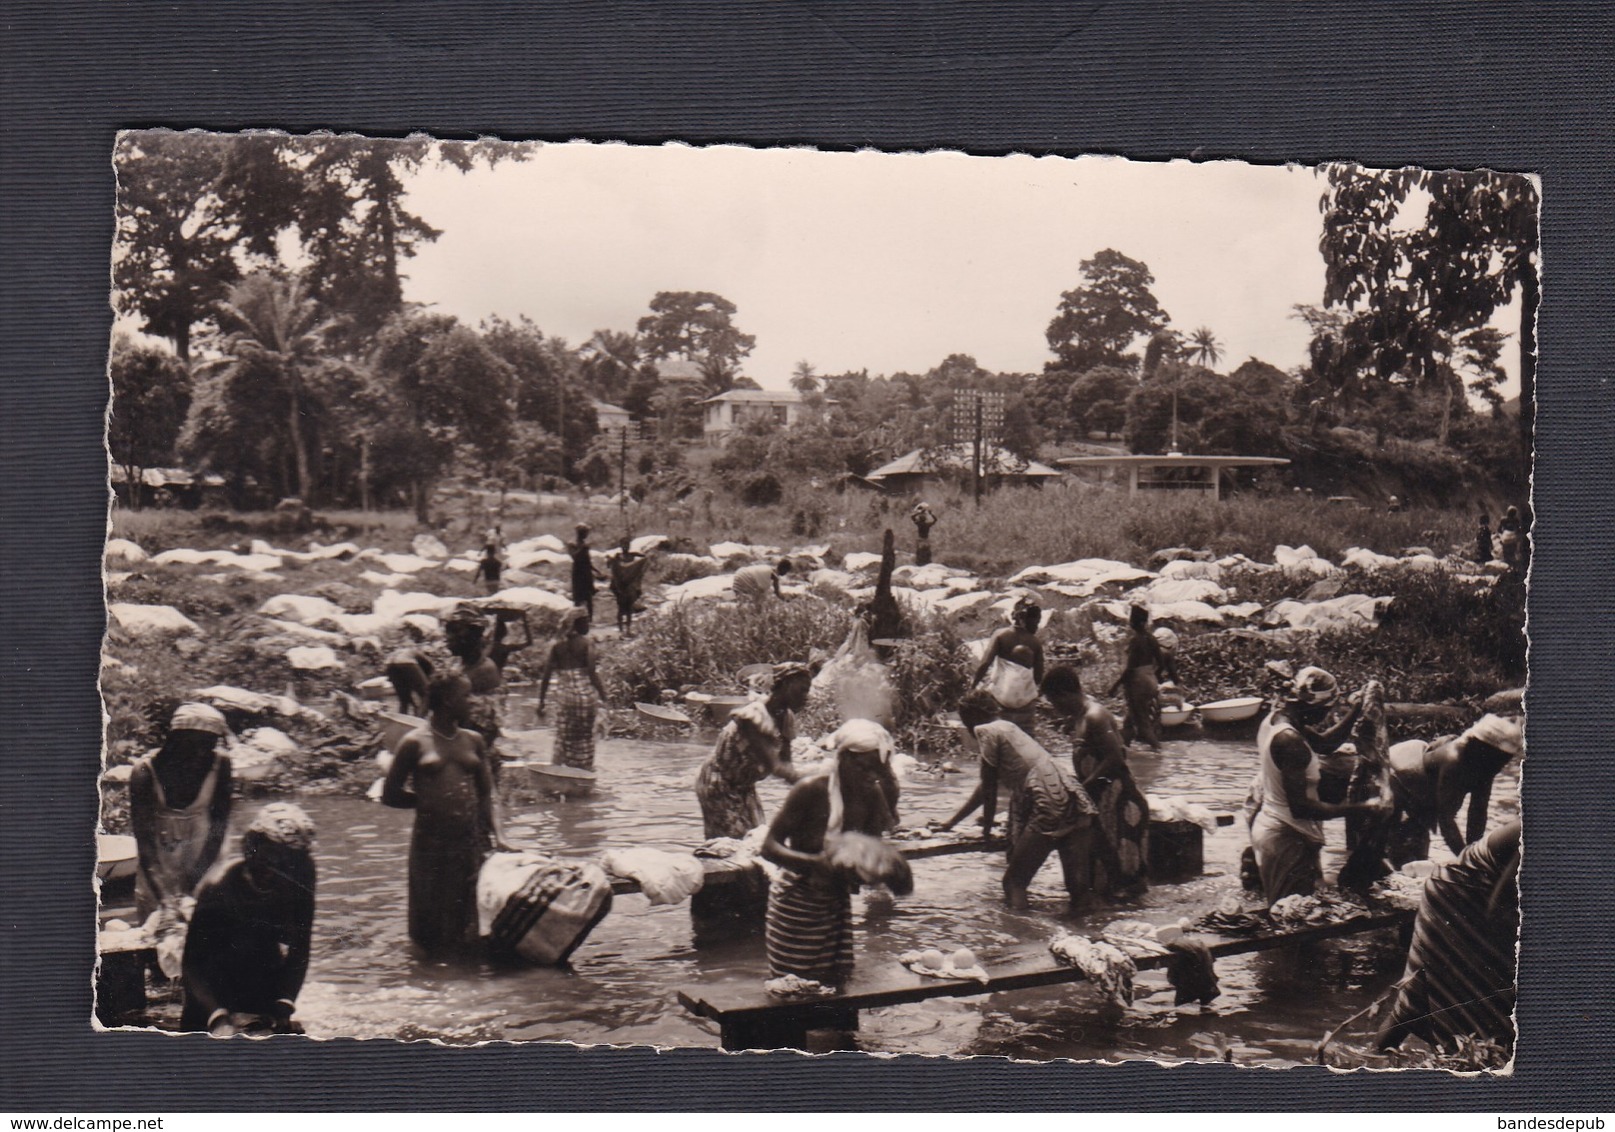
[864,444,1063,493]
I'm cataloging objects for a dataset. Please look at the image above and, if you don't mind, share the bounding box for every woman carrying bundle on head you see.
[939,689,1097,914]
[1042,665,1149,896]
[970,595,1046,735]
[762,720,904,989]
[539,606,607,772]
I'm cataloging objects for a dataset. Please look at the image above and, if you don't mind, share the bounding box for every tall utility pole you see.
[618,426,630,538]
[951,388,1005,507]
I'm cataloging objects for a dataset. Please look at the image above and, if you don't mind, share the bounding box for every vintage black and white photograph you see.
[98,133,1534,1067]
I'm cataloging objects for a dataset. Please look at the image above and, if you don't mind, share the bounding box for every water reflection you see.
[254,724,1517,1060]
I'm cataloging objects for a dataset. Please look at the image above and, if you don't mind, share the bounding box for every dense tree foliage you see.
[636,291,757,391]
[1318,165,1539,456]
[1045,249,1170,373]
[108,340,194,501]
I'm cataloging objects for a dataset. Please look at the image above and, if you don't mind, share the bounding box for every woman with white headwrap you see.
[539,606,607,771]
[1247,667,1392,905]
[762,720,902,988]
[1384,714,1523,865]
[180,803,316,1035]
[130,702,235,921]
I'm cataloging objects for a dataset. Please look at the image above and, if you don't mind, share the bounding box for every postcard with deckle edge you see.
[99,131,1533,1069]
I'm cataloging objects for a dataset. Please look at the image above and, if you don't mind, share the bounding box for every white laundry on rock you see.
[104,538,148,564]
[260,594,345,626]
[286,645,343,671]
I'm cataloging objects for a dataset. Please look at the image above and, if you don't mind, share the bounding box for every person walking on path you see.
[568,524,606,617]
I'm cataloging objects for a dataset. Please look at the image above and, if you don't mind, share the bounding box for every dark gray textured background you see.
[3,0,1612,1111]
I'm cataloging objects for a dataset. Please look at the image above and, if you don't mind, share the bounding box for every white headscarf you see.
[822,719,894,836]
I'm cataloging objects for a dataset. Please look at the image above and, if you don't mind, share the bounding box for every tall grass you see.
[112,483,1473,576]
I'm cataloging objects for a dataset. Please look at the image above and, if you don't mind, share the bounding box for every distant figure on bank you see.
[909,502,938,566]
[1385,494,1403,514]
[474,543,503,595]
[1378,820,1520,1054]
[1110,604,1174,750]
[732,558,792,604]
[763,720,901,989]
[695,663,813,839]
[568,524,606,617]
[1475,513,1494,564]
[970,596,1046,734]
[1385,714,1523,866]
[538,607,607,771]
[941,690,1095,914]
[608,538,652,638]
[384,647,434,715]
[1497,506,1524,570]
[1246,667,1390,905]
[180,803,316,1036]
[130,703,235,921]
[1042,665,1148,896]
[383,674,510,953]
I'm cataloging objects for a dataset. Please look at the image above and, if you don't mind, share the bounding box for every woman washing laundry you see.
[940,690,1097,914]
[1041,665,1148,896]
[762,720,902,989]
[695,663,814,839]
[1385,714,1523,866]
[130,702,235,922]
[1246,667,1391,905]
[969,595,1046,734]
[538,606,608,771]
[180,803,316,1035]
[444,605,505,751]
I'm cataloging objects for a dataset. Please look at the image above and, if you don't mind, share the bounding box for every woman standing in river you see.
[383,674,511,953]
[538,607,608,771]
[130,703,235,922]
[1110,604,1171,750]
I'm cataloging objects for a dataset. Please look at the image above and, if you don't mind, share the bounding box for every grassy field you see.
[111,482,1474,578]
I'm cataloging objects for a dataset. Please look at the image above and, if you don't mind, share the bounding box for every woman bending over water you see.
[695,663,812,839]
[762,720,901,988]
[383,673,511,953]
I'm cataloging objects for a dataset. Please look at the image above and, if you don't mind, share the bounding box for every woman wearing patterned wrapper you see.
[538,606,607,771]
[180,803,316,1036]
[694,663,812,839]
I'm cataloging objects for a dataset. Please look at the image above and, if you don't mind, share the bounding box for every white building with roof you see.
[701,389,815,438]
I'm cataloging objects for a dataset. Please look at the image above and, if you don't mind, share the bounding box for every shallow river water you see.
[251,724,1518,1062]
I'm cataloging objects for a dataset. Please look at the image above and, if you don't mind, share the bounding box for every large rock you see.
[104,538,147,564]
[108,603,200,637]
[412,533,450,559]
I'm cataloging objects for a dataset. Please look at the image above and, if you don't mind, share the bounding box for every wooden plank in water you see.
[677,909,1414,1049]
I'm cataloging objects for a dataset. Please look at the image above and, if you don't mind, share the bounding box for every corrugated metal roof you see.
[701,389,806,404]
[865,444,1063,482]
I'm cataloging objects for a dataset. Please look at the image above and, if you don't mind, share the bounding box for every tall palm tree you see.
[580,329,640,402]
[1189,326,1223,369]
[790,359,819,394]
[211,272,334,501]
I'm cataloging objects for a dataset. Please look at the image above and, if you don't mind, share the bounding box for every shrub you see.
[739,473,783,507]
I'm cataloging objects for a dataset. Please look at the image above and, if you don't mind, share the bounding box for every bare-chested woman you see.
[970,596,1046,734]
[383,674,512,952]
